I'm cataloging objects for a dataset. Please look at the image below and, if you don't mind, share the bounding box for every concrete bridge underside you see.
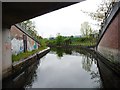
[2,2,86,79]
[3,2,79,28]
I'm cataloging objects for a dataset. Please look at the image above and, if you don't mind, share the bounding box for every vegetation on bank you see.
[47,21,98,47]
[47,34,98,47]
[12,47,47,62]
[71,37,97,46]
[12,20,48,63]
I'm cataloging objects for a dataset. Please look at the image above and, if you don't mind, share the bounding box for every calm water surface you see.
[25,48,102,88]
[3,47,120,88]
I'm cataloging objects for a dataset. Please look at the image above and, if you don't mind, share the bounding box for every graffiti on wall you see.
[11,38,24,55]
[27,36,38,51]
[11,25,39,55]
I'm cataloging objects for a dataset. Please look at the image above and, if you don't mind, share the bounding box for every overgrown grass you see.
[71,41,96,46]
[12,47,47,62]
[70,37,97,46]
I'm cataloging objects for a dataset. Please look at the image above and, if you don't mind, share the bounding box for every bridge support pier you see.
[0,28,2,86]
[2,28,12,79]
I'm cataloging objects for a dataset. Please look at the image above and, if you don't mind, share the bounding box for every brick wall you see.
[98,11,119,49]
[98,10,120,63]
[10,26,24,40]
[10,25,39,55]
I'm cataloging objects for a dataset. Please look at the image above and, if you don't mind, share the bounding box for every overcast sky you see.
[31,0,102,38]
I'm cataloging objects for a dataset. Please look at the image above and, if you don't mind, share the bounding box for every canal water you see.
[2,47,120,88]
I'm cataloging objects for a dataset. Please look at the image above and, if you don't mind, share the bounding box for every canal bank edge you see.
[95,50,120,76]
[86,46,120,77]
[69,45,120,77]
[3,47,50,80]
[85,46,120,77]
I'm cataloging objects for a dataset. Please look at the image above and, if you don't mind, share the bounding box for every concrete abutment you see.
[2,28,12,79]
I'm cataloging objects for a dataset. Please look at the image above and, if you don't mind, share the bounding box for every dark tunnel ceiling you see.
[2,2,78,28]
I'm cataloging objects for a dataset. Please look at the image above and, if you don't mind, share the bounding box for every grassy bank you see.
[71,41,96,46]
[12,47,47,62]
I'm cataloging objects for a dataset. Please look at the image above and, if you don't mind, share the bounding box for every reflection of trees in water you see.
[3,61,40,88]
[51,47,63,58]
[75,48,93,72]
[82,56,93,72]
[64,48,72,55]
[75,48,101,86]
[24,61,40,88]
[90,70,103,88]
[82,55,101,86]
[51,47,72,59]
[56,48,64,58]
[90,71,100,82]
[51,47,101,85]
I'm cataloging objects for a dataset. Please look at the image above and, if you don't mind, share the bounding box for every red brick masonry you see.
[98,10,120,63]
[99,11,119,50]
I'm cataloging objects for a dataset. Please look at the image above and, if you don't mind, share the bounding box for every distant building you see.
[74,35,82,38]
[49,37,55,40]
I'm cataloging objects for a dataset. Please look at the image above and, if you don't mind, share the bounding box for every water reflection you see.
[2,47,120,88]
[51,47,96,72]
[50,47,102,88]
[51,47,72,59]
[82,56,92,72]
[76,49,102,87]
[2,60,40,88]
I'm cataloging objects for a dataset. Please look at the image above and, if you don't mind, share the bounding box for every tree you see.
[80,22,92,37]
[20,20,47,48]
[81,0,116,24]
[21,20,39,40]
[56,34,64,46]
[64,38,71,45]
[21,20,33,30]
[39,38,47,48]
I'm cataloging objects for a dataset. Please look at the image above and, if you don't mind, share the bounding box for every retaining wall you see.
[10,25,40,55]
[3,47,50,80]
[97,2,120,64]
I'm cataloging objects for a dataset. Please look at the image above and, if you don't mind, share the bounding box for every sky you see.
[31,0,102,38]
